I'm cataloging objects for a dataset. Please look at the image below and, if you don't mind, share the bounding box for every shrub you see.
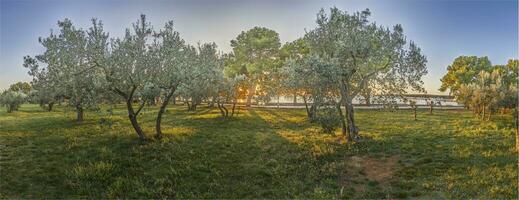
[315,107,341,134]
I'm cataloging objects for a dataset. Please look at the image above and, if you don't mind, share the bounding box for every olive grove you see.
[17,8,436,141]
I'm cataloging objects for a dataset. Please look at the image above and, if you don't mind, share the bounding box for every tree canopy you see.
[226,27,282,106]
[284,7,428,140]
[439,56,492,94]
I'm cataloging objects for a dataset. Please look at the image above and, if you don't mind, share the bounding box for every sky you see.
[0,0,517,94]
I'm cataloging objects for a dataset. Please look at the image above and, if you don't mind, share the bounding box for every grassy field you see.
[0,104,517,199]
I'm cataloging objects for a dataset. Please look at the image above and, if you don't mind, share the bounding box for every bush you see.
[315,107,341,134]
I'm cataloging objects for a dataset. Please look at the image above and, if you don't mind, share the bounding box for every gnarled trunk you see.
[155,87,176,139]
[126,99,146,140]
[217,100,229,117]
[303,95,310,119]
[344,99,359,140]
[217,101,226,116]
[222,103,228,116]
[337,102,347,138]
[115,86,147,140]
[339,81,359,141]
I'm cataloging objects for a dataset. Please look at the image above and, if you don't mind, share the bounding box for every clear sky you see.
[0,0,517,94]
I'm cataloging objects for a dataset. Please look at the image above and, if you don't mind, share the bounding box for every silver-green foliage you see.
[285,7,428,140]
[0,91,27,113]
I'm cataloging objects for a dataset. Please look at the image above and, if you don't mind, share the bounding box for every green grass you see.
[0,104,517,199]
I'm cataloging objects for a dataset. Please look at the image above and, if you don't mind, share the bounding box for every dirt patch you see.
[339,155,401,192]
[360,155,400,182]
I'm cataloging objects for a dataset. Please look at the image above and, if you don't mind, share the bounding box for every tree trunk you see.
[337,102,348,139]
[189,97,200,111]
[246,83,256,107]
[222,104,229,117]
[516,111,519,152]
[155,87,176,139]
[76,106,84,122]
[309,103,318,122]
[293,93,297,105]
[302,95,310,119]
[339,81,359,141]
[129,115,146,140]
[516,127,519,152]
[217,101,226,117]
[48,102,54,112]
[429,101,433,115]
[413,107,417,121]
[231,102,236,117]
[344,99,359,140]
[126,99,146,140]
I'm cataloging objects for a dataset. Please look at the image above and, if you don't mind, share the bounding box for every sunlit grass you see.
[0,104,516,198]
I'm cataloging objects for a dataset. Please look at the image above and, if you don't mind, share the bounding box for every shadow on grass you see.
[1,106,516,199]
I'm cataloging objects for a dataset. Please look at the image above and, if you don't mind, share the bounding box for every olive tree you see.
[282,54,340,121]
[92,15,155,140]
[23,56,61,111]
[178,43,223,111]
[26,19,103,122]
[0,90,27,113]
[151,21,189,138]
[304,7,428,141]
[279,38,310,104]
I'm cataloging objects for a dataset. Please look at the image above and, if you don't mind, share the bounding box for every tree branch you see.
[351,56,393,97]
[135,100,146,116]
